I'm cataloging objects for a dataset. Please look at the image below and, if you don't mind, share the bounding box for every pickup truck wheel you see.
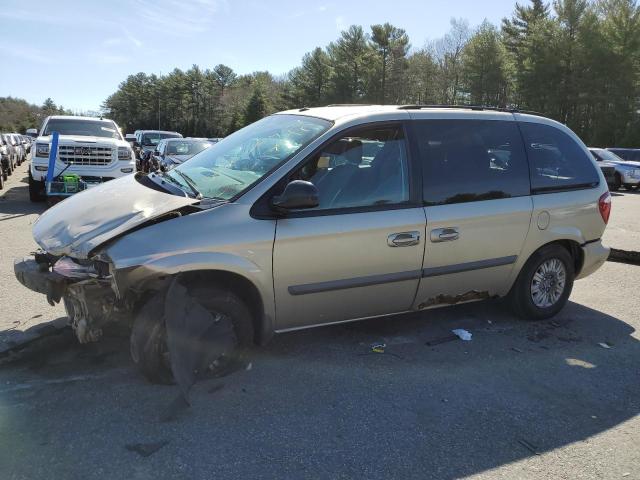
[130,287,254,385]
[28,171,46,202]
[611,173,621,191]
[509,244,575,321]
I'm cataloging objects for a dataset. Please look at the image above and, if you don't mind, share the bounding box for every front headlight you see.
[118,147,132,160]
[36,143,50,158]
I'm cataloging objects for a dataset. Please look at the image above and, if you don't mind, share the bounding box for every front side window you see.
[292,125,410,210]
[163,114,331,200]
[520,122,599,192]
[43,119,122,139]
[415,120,530,206]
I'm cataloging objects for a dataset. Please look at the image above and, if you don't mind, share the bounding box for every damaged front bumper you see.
[14,255,119,343]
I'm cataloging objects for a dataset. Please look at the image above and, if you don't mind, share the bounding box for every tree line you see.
[9,0,637,148]
[0,97,71,132]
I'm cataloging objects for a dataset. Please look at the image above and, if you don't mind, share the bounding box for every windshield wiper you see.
[168,170,203,200]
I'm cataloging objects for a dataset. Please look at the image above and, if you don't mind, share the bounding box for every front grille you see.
[58,145,113,166]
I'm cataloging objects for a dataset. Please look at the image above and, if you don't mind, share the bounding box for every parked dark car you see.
[151,138,213,171]
[134,130,182,172]
[1,133,18,175]
[606,148,640,162]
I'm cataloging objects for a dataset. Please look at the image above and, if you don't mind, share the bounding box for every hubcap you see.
[530,258,566,308]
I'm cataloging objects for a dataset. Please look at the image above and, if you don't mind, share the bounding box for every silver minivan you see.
[15,106,611,383]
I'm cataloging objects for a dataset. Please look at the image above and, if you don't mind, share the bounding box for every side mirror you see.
[271,180,319,211]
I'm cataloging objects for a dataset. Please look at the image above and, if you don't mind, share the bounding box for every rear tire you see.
[509,244,575,321]
[130,286,254,385]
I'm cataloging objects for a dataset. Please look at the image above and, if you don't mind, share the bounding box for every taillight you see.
[599,192,611,224]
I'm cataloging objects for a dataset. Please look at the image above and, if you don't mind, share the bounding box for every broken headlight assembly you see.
[52,257,97,279]
[52,257,111,279]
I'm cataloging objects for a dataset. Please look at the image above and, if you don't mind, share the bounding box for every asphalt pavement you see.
[1,161,639,479]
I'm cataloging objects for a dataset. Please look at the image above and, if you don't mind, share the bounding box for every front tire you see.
[28,171,46,202]
[130,286,254,385]
[509,244,575,321]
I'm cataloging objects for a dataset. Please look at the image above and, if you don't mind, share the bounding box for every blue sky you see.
[0,0,517,112]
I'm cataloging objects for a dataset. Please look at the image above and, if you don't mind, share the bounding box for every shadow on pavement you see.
[0,172,47,218]
[0,298,638,479]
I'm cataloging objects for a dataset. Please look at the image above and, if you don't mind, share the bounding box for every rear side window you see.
[519,122,599,193]
[414,120,530,206]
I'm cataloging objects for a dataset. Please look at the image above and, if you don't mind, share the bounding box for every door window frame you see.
[251,120,423,219]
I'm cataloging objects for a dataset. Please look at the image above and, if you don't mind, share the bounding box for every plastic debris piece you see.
[598,342,612,349]
[371,342,386,354]
[452,329,472,341]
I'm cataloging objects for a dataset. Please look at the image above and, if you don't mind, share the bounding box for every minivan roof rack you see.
[397,104,546,117]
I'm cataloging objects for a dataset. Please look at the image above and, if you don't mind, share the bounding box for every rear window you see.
[520,122,599,193]
[414,120,530,206]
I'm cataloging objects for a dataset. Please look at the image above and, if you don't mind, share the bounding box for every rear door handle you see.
[388,231,421,247]
[430,227,459,243]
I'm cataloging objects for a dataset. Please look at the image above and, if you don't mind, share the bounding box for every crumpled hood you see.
[33,174,198,259]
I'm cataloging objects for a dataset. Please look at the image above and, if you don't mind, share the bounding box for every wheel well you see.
[544,240,584,275]
[178,270,265,345]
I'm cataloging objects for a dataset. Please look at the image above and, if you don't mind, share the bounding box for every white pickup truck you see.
[29,115,135,202]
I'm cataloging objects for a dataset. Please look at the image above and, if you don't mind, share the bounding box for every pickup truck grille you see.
[58,145,113,166]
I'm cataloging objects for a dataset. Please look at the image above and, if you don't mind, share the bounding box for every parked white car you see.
[29,116,135,202]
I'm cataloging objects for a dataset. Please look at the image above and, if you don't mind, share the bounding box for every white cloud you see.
[89,53,131,65]
[0,44,54,64]
[335,15,346,32]
[132,0,228,36]
[122,27,143,48]
[103,37,123,47]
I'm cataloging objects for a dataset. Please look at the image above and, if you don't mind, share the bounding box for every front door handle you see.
[388,231,421,247]
[430,227,459,243]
